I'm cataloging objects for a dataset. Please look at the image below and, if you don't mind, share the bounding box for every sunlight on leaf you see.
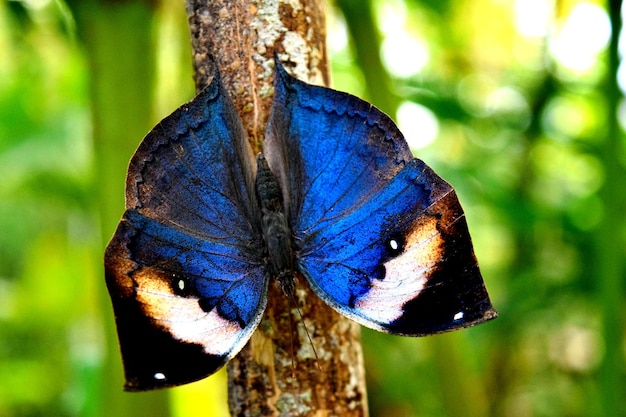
[550,2,611,72]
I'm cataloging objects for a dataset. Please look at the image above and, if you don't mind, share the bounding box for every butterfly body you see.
[255,154,296,295]
[105,58,496,391]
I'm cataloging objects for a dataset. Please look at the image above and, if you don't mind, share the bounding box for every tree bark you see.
[185,1,369,416]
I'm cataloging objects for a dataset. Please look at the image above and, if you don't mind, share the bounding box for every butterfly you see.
[104,57,497,391]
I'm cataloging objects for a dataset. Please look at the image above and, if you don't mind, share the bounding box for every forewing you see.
[264,61,496,335]
[104,73,265,390]
[126,74,258,232]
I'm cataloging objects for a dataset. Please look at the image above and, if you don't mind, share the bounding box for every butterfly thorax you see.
[255,154,296,296]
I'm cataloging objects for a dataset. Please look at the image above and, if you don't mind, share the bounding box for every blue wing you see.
[264,61,496,335]
[104,72,266,391]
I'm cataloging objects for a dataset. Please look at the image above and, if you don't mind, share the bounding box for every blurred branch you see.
[335,0,398,115]
[66,0,170,415]
[597,0,625,415]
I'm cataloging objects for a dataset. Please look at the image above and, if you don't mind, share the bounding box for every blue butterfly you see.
[104,58,497,391]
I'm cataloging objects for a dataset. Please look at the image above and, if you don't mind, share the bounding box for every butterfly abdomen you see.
[255,154,296,295]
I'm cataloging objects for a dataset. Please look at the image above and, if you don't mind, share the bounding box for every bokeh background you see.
[0,0,624,416]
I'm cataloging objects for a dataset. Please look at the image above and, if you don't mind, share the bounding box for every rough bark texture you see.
[185,1,369,416]
[186,0,329,149]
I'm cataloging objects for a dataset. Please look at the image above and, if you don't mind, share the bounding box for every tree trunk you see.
[185,1,369,415]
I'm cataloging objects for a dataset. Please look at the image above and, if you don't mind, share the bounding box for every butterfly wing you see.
[264,61,496,336]
[104,73,266,390]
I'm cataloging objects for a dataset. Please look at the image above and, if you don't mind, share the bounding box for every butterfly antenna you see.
[289,291,322,372]
[287,298,297,379]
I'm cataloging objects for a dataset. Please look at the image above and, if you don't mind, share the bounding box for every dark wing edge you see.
[387,168,498,335]
[105,213,268,391]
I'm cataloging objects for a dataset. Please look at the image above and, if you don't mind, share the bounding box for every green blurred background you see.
[0,0,624,416]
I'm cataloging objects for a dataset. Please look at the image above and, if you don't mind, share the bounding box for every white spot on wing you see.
[454,311,464,321]
[154,372,166,380]
[389,239,399,251]
[355,216,444,324]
